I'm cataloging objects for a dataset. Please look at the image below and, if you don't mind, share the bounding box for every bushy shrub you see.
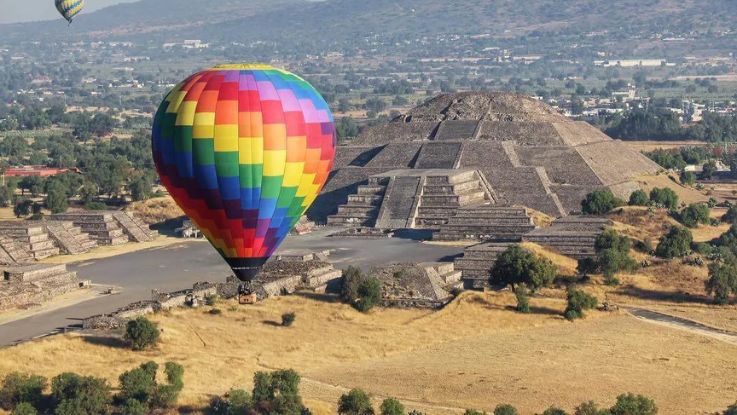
[341,266,365,303]
[705,262,737,304]
[493,404,519,415]
[204,293,217,306]
[124,317,160,351]
[609,393,657,415]
[355,277,382,312]
[208,308,222,315]
[252,369,303,414]
[10,402,37,415]
[0,373,46,410]
[51,372,111,415]
[582,189,624,215]
[655,226,693,258]
[84,201,107,211]
[119,399,147,415]
[724,402,737,415]
[564,286,598,321]
[281,312,296,327]
[380,397,405,415]
[118,361,184,411]
[628,190,649,206]
[722,205,737,223]
[542,407,569,415]
[338,389,374,415]
[210,389,253,415]
[574,401,604,415]
[514,284,531,313]
[649,187,679,210]
[679,170,696,186]
[490,245,557,292]
[678,203,710,228]
[464,410,486,415]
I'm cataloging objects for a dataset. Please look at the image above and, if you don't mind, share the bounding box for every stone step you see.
[113,212,156,242]
[336,206,379,216]
[424,171,477,185]
[347,194,384,204]
[4,263,69,282]
[422,180,482,195]
[417,206,458,216]
[357,185,386,196]
[439,270,463,284]
[327,216,376,226]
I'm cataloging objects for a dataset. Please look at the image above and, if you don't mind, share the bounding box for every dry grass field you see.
[622,140,707,152]
[1,291,736,414]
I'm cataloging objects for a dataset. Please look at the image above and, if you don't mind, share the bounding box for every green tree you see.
[593,230,638,281]
[209,389,253,415]
[564,286,598,321]
[514,284,531,313]
[724,402,737,415]
[45,181,69,214]
[464,411,486,415]
[380,398,405,415]
[701,160,717,179]
[628,190,649,206]
[655,227,693,258]
[705,262,737,304]
[341,266,364,303]
[51,372,111,415]
[574,401,607,415]
[252,370,303,415]
[609,393,657,415]
[542,408,569,415]
[678,204,710,228]
[11,402,37,415]
[129,175,152,201]
[118,361,158,405]
[0,184,14,207]
[722,205,737,223]
[355,277,382,312]
[680,170,696,186]
[0,373,46,411]
[338,389,374,415]
[649,188,679,210]
[119,399,147,415]
[493,404,519,415]
[124,317,160,351]
[582,189,625,215]
[490,245,557,293]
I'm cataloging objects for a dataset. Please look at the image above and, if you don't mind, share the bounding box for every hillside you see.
[1,0,735,47]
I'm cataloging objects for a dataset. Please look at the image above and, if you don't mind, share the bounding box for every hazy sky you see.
[0,0,139,24]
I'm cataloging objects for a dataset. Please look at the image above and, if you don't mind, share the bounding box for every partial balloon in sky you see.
[152,64,336,281]
[55,0,85,23]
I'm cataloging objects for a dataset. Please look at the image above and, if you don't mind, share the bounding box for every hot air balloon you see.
[55,0,85,24]
[152,64,336,282]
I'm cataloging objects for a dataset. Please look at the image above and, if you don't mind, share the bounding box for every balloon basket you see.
[238,282,257,305]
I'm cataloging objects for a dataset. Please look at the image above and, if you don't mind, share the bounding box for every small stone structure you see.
[0,222,59,259]
[0,235,33,264]
[523,216,610,259]
[51,211,157,245]
[42,221,98,254]
[371,262,463,308]
[0,263,83,311]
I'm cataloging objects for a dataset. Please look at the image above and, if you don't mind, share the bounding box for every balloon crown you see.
[210,64,279,71]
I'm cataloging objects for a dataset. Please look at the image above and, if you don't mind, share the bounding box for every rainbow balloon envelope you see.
[152,64,336,280]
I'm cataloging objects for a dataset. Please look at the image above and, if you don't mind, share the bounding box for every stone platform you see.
[433,205,536,241]
[0,263,83,311]
[523,216,610,259]
[454,242,514,289]
[51,211,157,246]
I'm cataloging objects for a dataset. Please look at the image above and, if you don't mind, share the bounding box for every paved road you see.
[627,307,737,345]
[0,230,463,346]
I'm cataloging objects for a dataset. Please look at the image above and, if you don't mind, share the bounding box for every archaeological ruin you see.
[311,92,659,233]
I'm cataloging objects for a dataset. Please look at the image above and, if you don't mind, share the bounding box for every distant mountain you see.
[2,0,735,47]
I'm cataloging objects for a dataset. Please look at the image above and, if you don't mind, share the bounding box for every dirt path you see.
[626,307,737,345]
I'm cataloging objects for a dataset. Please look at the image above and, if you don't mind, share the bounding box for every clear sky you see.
[0,0,139,24]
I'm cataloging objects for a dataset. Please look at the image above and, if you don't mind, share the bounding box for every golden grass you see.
[524,207,554,228]
[519,242,578,276]
[1,292,735,414]
[125,196,184,225]
[623,140,707,153]
[636,173,707,205]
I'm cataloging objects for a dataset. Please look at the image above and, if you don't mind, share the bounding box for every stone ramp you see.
[375,176,422,229]
[433,120,480,140]
[413,142,463,169]
[327,176,388,227]
[113,211,158,242]
[0,235,33,264]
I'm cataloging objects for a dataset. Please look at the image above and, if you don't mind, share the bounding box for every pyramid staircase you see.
[50,212,129,245]
[327,177,388,227]
[454,242,513,289]
[413,170,488,229]
[0,235,33,264]
[43,221,98,254]
[113,212,158,242]
[0,222,59,260]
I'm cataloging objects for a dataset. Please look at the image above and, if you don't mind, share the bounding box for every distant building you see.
[3,166,77,177]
